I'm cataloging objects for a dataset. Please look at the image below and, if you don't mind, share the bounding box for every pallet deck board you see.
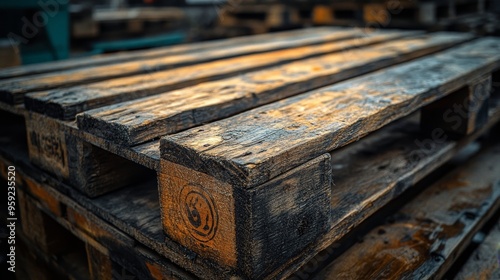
[0,27,338,80]
[316,143,500,280]
[159,37,500,189]
[0,27,369,104]
[25,30,419,120]
[454,221,500,279]
[78,32,470,146]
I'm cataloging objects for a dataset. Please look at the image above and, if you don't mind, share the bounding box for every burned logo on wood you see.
[180,184,218,242]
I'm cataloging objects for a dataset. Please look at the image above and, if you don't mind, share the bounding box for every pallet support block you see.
[85,243,113,280]
[421,74,492,137]
[18,190,71,255]
[159,154,332,278]
[26,112,151,197]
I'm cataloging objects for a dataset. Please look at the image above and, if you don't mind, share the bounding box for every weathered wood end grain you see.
[79,32,471,146]
[158,154,331,278]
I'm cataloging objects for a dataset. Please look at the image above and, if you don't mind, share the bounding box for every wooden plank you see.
[454,220,500,280]
[79,32,471,146]
[25,30,418,120]
[0,28,367,104]
[315,143,500,279]
[159,37,500,191]
[0,27,337,80]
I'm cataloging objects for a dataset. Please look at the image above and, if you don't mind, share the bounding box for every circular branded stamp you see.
[179,184,218,242]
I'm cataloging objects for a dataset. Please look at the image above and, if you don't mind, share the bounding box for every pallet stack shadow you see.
[1,26,500,279]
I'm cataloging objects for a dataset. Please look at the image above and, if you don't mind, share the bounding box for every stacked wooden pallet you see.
[72,7,186,39]
[1,27,500,279]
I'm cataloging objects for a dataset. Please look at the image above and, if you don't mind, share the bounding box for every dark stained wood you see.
[0,27,338,80]
[0,27,367,104]
[315,143,500,280]
[421,74,492,137]
[18,188,72,255]
[454,220,500,280]
[79,32,470,146]
[85,244,113,280]
[1,101,499,280]
[159,154,331,278]
[159,37,500,190]
[25,30,417,120]
[26,112,154,197]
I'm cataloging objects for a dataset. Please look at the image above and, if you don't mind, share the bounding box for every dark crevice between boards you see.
[0,109,27,160]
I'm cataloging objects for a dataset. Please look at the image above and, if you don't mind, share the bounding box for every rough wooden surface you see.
[0,27,338,80]
[25,30,417,120]
[454,221,500,280]
[79,32,470,146]
[159,154,331,278]
[316,143,500,280]
[2,102,499,280]
[160,37,500,190]
[0,27,365,104]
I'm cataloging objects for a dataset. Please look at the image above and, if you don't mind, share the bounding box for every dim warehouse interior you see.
[1,0,500,279]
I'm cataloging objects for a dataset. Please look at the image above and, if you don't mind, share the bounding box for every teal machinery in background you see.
[0,0,69,64]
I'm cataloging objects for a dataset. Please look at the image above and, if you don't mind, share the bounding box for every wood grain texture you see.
[270,98,500,280]
[316,143,500,280]
[159,154,331,278]
[0,27,365,104]
[0,27,337,80]
[160,37,500,189]
[79,32,470,146]
[454,221,500,280]
[2,103,499,280]
[25,30,417,120]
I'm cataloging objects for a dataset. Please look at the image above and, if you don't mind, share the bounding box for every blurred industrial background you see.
[1,0,499,67]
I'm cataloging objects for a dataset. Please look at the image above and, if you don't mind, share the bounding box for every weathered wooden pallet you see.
[314,141,500,279]
[72,7,187,39]
[217,4,302,34]
[21,31,464,197]
[1,28,500,279]
[2,106,500,280]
